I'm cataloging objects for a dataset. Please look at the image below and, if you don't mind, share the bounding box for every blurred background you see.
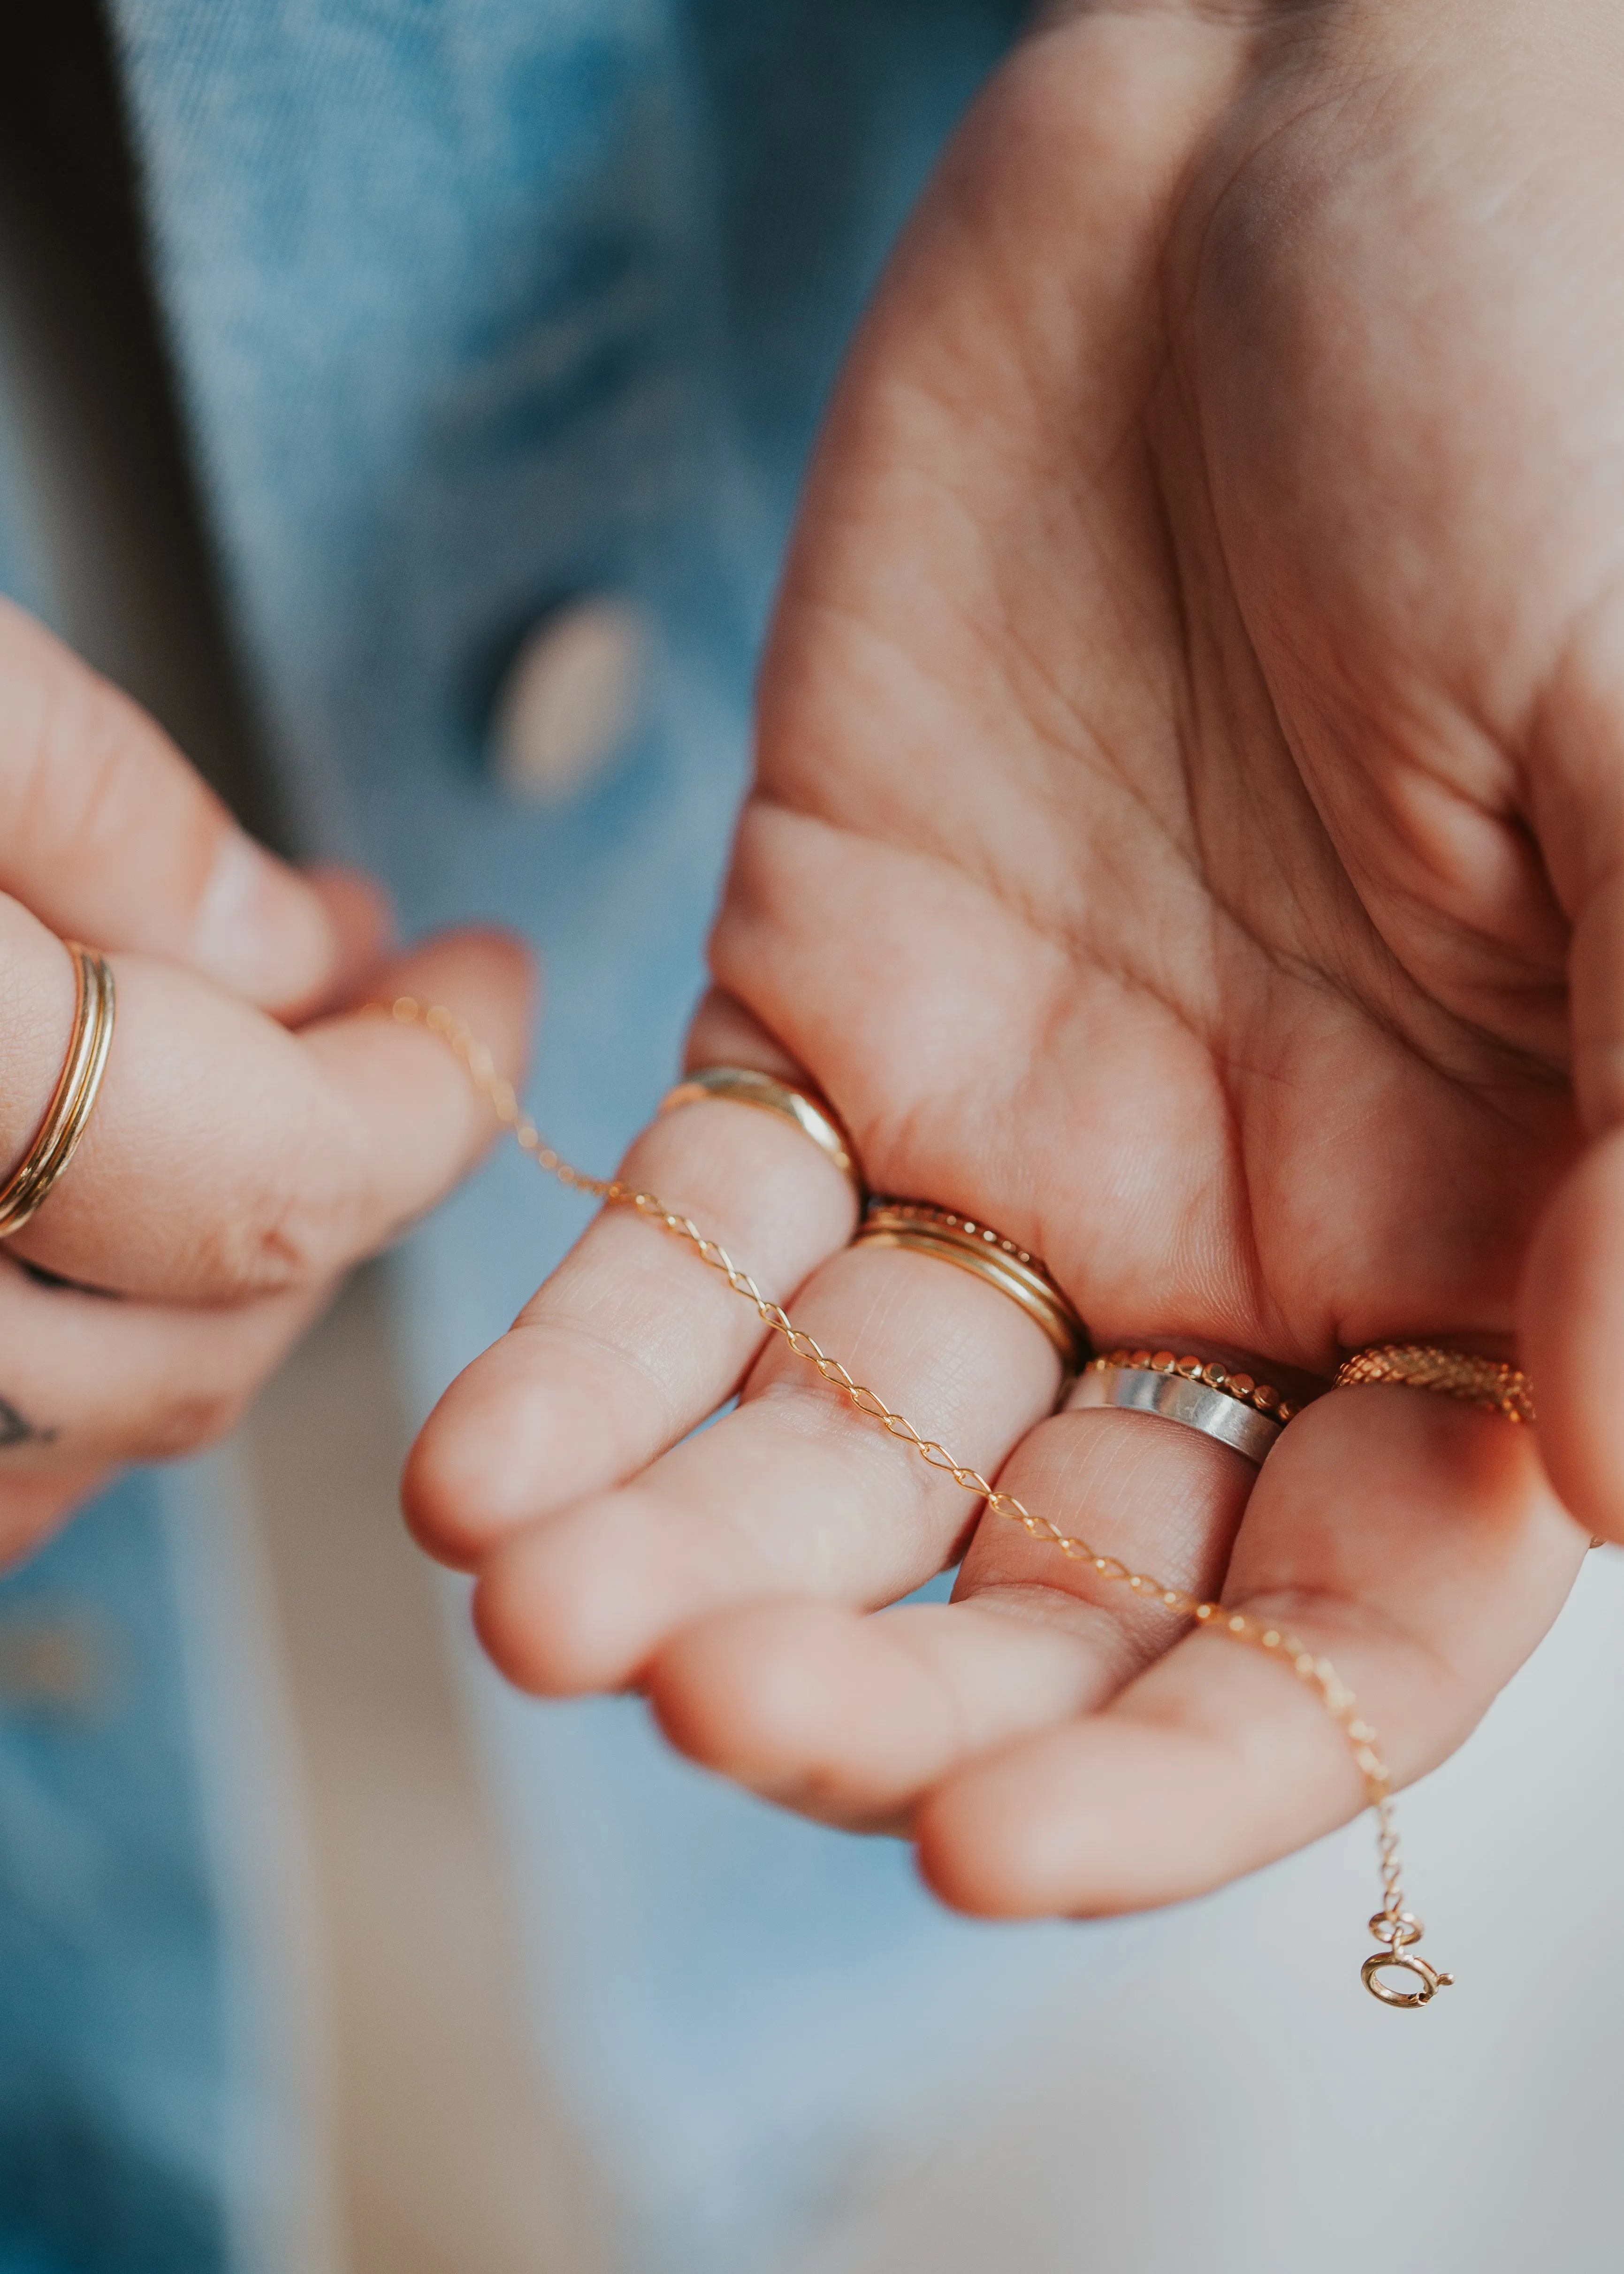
[1,8,1622,2272]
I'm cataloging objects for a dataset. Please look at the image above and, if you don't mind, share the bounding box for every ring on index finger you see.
[660,1064,865,1201]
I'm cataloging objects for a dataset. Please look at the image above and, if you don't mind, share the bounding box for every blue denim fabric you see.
[0,318,234,2274]
[0,1472,230,2274]
[0,398,45,623]
[91,7,1097,2269]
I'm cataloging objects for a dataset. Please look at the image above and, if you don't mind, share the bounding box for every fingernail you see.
[192,831,335,1005]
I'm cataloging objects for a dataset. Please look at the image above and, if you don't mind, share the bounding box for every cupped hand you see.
[0,598,531,1560]
[408,0,1619,1922]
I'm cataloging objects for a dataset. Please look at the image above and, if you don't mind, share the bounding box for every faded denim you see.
[0,8,1113,2270]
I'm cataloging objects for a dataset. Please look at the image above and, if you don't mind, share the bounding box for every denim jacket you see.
[0,8,1095,2270]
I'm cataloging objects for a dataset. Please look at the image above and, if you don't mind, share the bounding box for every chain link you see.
[389,995,1443,1999]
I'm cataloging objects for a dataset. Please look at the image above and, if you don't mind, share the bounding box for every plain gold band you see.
[659,1064,864,1199]
[0,941,116,1240]
[854,1201,1087,1371]
[1335,1343,1534,1425]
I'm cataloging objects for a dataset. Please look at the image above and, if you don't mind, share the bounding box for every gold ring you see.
[659,1064,863,1200]
[1335,1343,1534,1425]
[0,941,116,1240]
[853,1198,1087,1371]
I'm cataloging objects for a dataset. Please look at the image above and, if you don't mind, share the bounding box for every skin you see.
[0,597,531,1563]
[407,0,1624,1926]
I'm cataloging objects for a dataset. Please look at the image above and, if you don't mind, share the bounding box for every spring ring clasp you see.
[1360,1911,1455,2009]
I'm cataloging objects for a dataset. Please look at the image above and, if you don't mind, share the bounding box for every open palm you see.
[406,0,1621,1926]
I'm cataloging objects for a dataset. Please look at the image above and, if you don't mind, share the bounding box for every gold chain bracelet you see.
[387,996,1449,2009]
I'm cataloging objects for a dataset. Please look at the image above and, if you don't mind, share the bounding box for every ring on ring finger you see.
[1075,1348,1309,1465]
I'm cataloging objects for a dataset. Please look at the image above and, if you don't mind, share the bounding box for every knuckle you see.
[198,1178,343,1297]
[27,648,196,869]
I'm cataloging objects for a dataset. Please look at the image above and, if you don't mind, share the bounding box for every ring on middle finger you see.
[1074,1348,1302,1465]
[853,1197,1089,1372]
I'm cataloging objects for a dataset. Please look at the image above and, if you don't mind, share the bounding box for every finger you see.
[470,1240,1065,1695]
[1522,1127,1624,1536]
[0,1254,327,1468]
[1525,632,1624,1536]
[403,1071,861,1567]
[0,598,353,1015]
[2,915,533,1301]
[645,1364,1253,1827]
[681,985,809,1081]
[300,864,396,1014]
[915,1384,1585,1917]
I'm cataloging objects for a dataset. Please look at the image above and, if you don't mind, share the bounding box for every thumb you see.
[0,597,345,1014]
[1523,1126,1624,1535]
[1521,627,1624,1534]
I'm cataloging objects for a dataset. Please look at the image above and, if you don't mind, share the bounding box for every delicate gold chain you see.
[389,995,1449,2005]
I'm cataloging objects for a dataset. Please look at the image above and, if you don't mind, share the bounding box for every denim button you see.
[489,597,650,802]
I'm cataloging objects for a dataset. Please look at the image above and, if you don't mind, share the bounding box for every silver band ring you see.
[1073,1359,1285,1465]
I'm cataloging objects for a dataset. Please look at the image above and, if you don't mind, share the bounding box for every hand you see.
[0,598,530,1562]
[406,0,1614,1924]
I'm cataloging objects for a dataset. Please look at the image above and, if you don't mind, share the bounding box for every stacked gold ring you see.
[853,1198,1088,1371]
[0,942,116,1240]
[660,1064,864,1201]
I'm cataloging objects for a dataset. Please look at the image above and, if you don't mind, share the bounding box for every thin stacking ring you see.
[660,1064,863,1201]
[1073,1349,1301,1466]
[0,941,116,1240]
[1335,1344,1534,1425]
[853,1198,1088,1371]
